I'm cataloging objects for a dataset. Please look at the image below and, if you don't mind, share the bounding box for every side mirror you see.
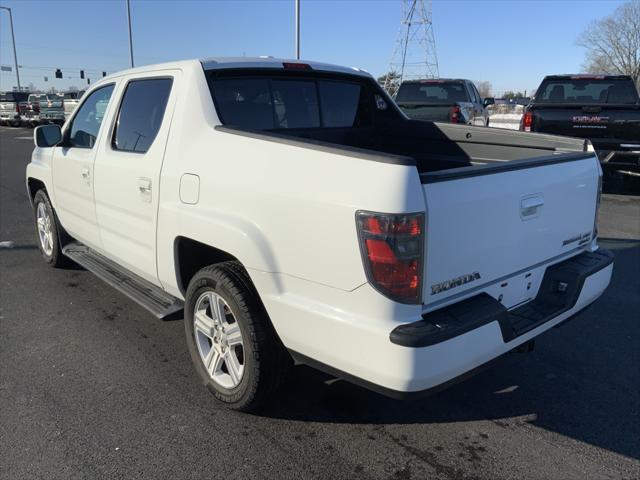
[34,124,62,148]
[483,97,495,107]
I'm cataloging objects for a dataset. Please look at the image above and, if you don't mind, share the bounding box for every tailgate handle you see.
[521,195,544,219]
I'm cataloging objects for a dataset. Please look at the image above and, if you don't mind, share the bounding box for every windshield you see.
[395,82,470,104]
[209,73,372,130]
[536,78,639,104]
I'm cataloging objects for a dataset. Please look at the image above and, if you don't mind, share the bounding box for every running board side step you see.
[62,242,183,320]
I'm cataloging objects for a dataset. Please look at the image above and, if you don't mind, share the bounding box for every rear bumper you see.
[40,112,65,122]
[20,114,40,123]
[391,249,614,348]
[0,112,19,121]
[263,249,613,397]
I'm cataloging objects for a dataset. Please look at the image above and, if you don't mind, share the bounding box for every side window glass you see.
[113,78,173,153]
[68,84,115,148]
[473,85,482,104]
[467,83,477,103]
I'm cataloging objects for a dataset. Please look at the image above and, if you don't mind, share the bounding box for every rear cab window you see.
[536,76,640,104]
[0,92,29,102]
[208,71,373,131]
[395,81,470,104]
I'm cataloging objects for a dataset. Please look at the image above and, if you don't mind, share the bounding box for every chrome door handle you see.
[138,178,152,203]
[138,178,152,193]
[81,167,90,185]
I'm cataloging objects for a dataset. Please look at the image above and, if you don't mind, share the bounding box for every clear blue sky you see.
[0,0,628,95]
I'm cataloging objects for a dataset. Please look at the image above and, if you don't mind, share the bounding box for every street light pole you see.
[126,0,134,68]
[0,6,21,90]
[294,0,300,59]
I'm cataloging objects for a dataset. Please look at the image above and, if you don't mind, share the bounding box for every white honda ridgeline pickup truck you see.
[27,58,613,411]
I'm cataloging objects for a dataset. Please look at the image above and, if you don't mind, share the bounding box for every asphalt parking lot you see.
[1,126,638,480]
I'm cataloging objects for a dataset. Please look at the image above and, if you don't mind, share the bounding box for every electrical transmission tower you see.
[384,0,439,95]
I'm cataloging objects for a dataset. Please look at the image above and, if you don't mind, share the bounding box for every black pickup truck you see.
[522,75,640,187]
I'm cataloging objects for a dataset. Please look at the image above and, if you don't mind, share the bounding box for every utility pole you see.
[126,0,134,68]
[0,6,21,90]
[294,0,300,59]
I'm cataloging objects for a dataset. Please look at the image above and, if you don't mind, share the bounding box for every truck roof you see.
[201,56,371,77]
[93,57,372,89]
[400,78,470,84]
[542,74,633,80]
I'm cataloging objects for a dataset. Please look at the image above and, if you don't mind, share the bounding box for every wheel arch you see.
[174,236,240,296]
[27,177,47,205]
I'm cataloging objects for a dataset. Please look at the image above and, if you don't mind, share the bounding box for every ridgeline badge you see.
[431,272,481,295]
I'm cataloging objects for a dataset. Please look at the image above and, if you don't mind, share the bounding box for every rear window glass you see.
[536,78,639,104]
[272,80,320,128]
[0,92,29,102]
[210,76,364,130]
[395,82,469,103]
[319,81,360,127]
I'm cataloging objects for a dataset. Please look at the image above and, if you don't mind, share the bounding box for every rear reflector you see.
[357,211,424,304]
[282,62,312,70]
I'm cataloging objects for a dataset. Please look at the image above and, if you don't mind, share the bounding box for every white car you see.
[27,57,613,411]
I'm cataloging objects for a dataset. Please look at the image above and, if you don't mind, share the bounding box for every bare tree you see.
[476,81,492,98]
[577,1,640,88]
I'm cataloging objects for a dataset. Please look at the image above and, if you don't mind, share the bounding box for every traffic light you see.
[80,70,85,79]
[55,69,62,79]
[102,71,106,77]
[87,78,90,85]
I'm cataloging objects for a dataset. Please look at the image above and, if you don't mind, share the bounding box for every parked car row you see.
[394,74,639,188]
[0,90,84,127]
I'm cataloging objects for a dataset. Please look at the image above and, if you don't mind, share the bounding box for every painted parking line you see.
[0,241,16,249]
[15,136,33,140]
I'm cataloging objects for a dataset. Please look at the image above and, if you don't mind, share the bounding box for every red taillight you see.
[357,212,424,304]
[449,105,461,124]
[521,111,533,132]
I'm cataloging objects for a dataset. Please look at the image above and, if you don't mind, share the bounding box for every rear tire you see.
[184,262,290,412]
[33,190,66,267]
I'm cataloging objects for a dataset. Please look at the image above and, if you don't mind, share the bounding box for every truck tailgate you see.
[533,104,640,141]
[421,153,600,308]
[398,104,453,122]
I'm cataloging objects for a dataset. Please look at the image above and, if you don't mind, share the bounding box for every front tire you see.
[184,262,289,412]
[33,190,65,267]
